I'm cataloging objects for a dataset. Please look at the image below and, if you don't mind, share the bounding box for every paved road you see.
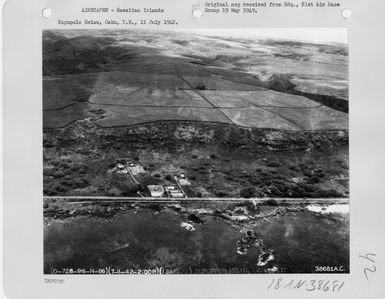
[43,196,349,204]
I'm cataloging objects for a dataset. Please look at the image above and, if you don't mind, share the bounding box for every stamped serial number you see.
[315,265,345,272]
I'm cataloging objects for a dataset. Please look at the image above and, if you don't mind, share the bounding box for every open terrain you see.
[43,29,349,199]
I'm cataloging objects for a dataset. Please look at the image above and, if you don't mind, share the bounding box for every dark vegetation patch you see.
[172,40,190,46]
[267,74,348,113]
[187,213,204,224]
[318,45,348,56]
[214,54,246,63]
[190,60,210,66]
[240,187,256,198]
[273,53,310,61]
[262,199,278,206]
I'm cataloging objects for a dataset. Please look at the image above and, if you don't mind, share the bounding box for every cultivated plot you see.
[92,105,233,127]
[201,90,321,108]
[89,88,211,107]
[44,103,91,128]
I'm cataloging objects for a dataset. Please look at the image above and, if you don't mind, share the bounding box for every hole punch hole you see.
[42,8,52,18]
[192,9,203,19]
[341,8,351,19]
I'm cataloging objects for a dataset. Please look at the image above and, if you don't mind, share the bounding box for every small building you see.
[148,185,165,197]
[116,163,128,174]
[169,190,184,198]
[179,178,191,186]
[128,164,145,175]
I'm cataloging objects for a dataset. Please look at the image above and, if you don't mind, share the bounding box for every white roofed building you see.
[148,185,165,197]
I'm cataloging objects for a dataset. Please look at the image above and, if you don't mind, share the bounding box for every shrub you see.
[72,178,89,188]
[264,199,278,206]
[308,176,321,184]
[240,187,256,198]
[120,185,141,196]
[141,176,161,186]
[188,213,204,224]
[244,200,258,212]
[214,190,228,197]
[61,180,73,186]
[266,161,281,167]
[259,171,273,180]
[291,187,309,197]
[268,74,296,92]
[44,188,58,196]
[288,165,299,171]
[147,204,162,212]
[59,161,71,169]
[55,183,67,192]
[249,176,262,185]
[71,164,82,171]
[240,172,250,178]
[298,183,316,192]
[43,168,55,176]
[255,190,265,198]
[269,186,280,194]
[313,189,342,198]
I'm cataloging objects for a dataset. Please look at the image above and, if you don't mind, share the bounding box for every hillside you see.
[43,29,349,198]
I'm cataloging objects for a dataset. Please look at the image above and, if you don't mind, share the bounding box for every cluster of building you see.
[110,160,190,199]
[148,174,190,198]
[111,160,145,175]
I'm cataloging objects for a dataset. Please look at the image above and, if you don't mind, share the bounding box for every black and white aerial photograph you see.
[43,28,349,274]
